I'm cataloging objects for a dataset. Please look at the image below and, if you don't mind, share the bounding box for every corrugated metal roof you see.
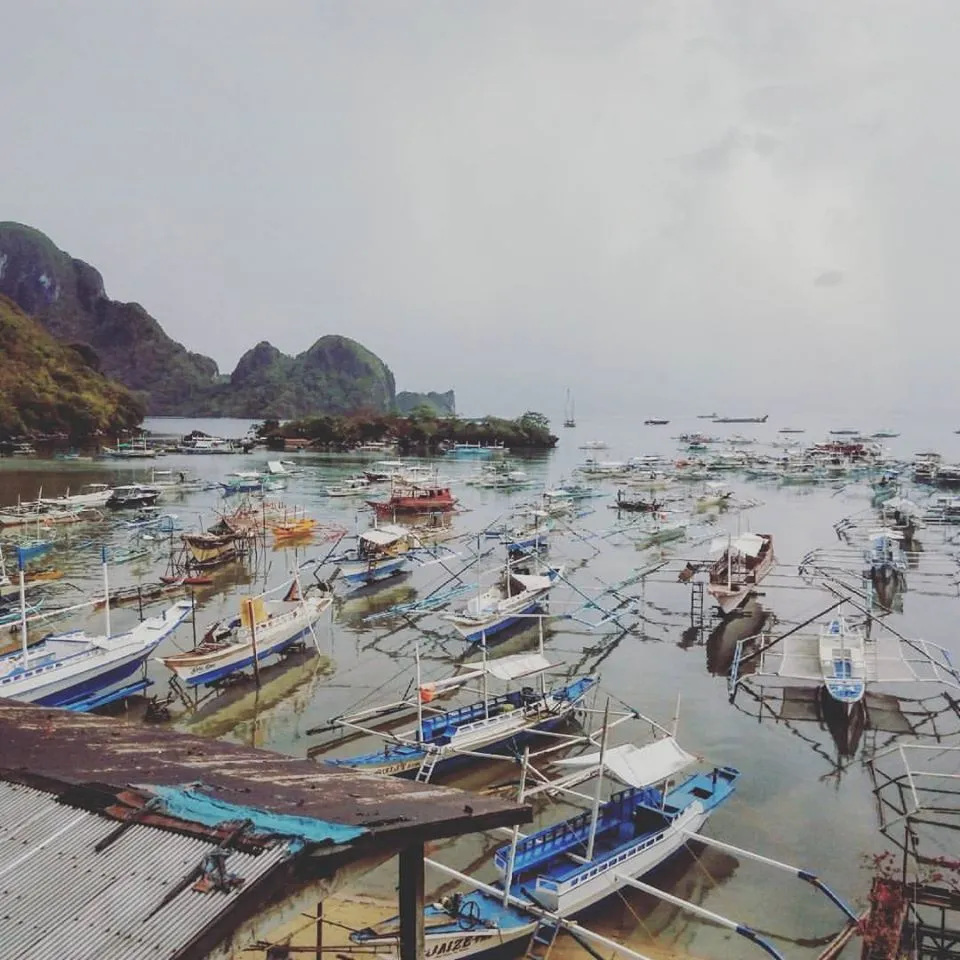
[0,780,289,960]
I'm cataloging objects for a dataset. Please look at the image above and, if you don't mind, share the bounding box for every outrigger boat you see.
[181,531,238,570]
[159,581,332,687]
[323,652,595,781]
[0,548,191,709]
[707,532,774,615]
[336,524,422,588]
[863,529,907,587]
[446,564,564,644]
[819,617,866,709]
[351,714,741,960]
[729,607,960,710]
[41,483,113,508]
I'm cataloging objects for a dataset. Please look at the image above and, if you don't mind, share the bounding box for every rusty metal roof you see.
[0,699,530,851]
[0,699,531,960]
[0,778,292,960]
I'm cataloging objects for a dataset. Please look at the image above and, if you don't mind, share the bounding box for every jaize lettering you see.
[425,934,486,957]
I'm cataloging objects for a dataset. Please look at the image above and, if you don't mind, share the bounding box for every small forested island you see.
[259,409,558,453]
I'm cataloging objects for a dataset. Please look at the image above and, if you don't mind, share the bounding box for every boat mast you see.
[17,548,28,661]
[726,532,732,589]
[101,546,111,637]
[415,642,423,743]
[481,631,489,719]
[502,745,530,904]
[585,698,611,861]
[538,614,546,696]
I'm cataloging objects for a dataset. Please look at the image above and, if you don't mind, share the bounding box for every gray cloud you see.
[1,0,958,418]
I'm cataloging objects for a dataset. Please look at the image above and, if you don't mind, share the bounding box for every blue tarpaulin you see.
[144,784,368,848]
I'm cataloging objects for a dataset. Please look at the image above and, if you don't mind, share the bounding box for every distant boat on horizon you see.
[563,388,576,428]
[713,414,768,424]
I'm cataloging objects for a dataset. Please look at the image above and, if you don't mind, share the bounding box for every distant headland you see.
[0,221,453,425]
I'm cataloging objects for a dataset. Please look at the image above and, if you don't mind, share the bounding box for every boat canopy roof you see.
[711,532,766,558]
[510,571,556,591]
[360,524,409,546]
[484,652,554,681]
[266,461,288,474]
[555,736,696,788]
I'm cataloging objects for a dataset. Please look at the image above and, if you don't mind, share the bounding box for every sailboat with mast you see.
[563,388,576,428]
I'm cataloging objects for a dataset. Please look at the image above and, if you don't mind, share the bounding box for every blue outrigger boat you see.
[354,718,861,960]
[352,731,740,959]
[325,652,594,781]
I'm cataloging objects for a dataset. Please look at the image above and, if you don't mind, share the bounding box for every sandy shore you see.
[235,891,709,960]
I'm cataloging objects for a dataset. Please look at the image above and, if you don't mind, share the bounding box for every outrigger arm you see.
[611,873,785,959]
[679,832,859,923]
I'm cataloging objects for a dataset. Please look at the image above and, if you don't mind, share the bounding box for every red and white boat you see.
[367,481,457,518]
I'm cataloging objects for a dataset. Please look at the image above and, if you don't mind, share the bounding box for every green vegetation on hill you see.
[211,336,396,418]
[0,295,144,441]
[395,390,456,416]
[262,409,557,452]
[0,221,218,414]
[0,222,413,419]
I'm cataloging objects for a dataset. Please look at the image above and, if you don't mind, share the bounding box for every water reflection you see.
[705,599,774,676]
[730,684,960,780]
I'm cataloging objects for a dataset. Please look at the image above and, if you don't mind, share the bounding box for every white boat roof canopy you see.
[484,652,554,681]
[555,736,696,788]
[360,525,409,546]
[711,532,766,558]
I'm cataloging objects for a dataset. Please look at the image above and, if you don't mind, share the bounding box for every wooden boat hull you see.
[369,496,457,516]
[160,597,331,686]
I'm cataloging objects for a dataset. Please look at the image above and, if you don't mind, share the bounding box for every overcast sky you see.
[2,1,958,418]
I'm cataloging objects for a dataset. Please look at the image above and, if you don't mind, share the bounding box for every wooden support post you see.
[398,844,424,960]
[315,899,323,955]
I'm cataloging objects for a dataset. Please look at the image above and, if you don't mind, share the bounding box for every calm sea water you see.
[2,408,959,958]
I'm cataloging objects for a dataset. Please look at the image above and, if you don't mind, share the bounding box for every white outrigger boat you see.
[159,581,332,686]
[729,606,960,709]
[707,532,774,615]
[337,524,422,588]
[819,616,866,708]
[41,483,114,508]
[0,548,191,710]
[445,564,564,644]
[322,651,595,781]
[352,708,859,960]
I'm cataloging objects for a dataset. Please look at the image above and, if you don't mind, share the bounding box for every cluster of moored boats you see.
[3,426,960,959]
